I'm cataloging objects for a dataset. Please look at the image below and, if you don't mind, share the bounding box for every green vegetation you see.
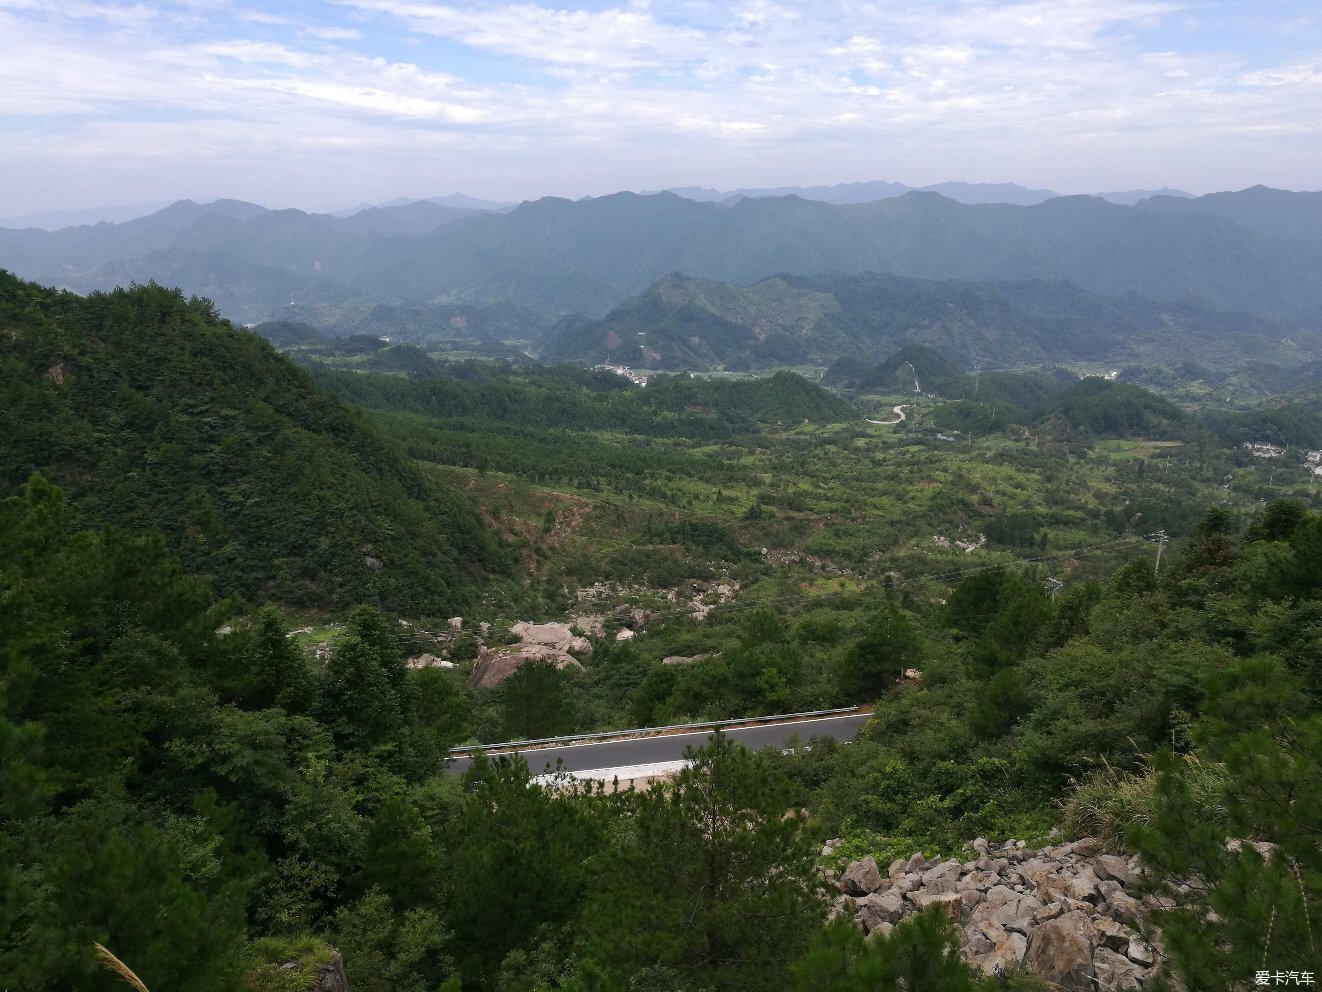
[4,268,1322,988]
[0,271,506,614]
[542,270,1319,372]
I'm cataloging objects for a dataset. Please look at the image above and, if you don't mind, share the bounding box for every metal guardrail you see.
[446,705,864,756]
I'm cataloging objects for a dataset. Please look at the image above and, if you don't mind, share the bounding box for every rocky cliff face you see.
[830,837,1160,989]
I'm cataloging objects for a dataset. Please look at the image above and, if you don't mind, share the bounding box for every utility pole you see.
[1146,530,1168,576]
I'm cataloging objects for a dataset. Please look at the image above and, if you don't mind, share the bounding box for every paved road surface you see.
[445,711,872,777]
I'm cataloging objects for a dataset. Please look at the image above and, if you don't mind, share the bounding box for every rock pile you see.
[832,838,1161,989]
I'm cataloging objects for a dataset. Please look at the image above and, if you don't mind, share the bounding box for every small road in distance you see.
[866,405,907,425]
[444,711,872,777]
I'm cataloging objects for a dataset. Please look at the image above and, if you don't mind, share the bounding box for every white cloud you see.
[1,0,1320,214]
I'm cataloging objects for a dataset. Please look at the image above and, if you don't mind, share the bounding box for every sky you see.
[1,0,1320,217]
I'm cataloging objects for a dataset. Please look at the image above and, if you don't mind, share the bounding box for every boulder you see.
[856,890,906,932]
[1065,876,1100,904]
[977,933,1028,977]
[1069,838,1104,858]
[407,653,454,670]
[661,654,710,666]
[1095,918,1132,952]
[468,644,585,688]
[921,859,962,886]
[1025,910,1095,991]
[314,950,351,992]
[1107,892,1144,923]
[1096,855,1132,886]
[891,873,920,894]
[919,877,960,897]
[840,857,883,896]
[509,621,593,656]
[864,921,894,942]
[1126,937,1157,967]
[1094,947,1146,990]
[917,890,964,922]
[1097,879,1124,901]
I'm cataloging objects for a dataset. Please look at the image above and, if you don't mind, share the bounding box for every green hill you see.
[1030,378,1191,439]
[0,271,505,613]
[541,271,1314,372]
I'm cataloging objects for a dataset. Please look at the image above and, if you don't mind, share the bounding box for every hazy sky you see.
[2,0,1319,216]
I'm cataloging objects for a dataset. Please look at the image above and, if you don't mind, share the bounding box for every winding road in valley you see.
[867,404,908,426]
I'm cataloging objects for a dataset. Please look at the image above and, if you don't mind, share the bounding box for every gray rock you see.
[978,933,1029,977]
[1025,910,1095,992]
[921,859,961,885]
[917,890,964,921]
[1098,879,1124,901]
[1096,854,1132,886]
[985,884,1018,909]
[314,951,351,992]
[856,890,906,932]
[972,837,990,854]
[1094,946,1146,990]
[1094,918,1132,952]
[1032,901,1064,924]
[1070,838,1104,858]
[1126,936,1157,967]
[892,873,920,894]
[920,877,960,896]
[865,921,894,942]
[840,856,883,895]
[906,852,928,873]
[1107,892,1144,923]
[960,870,996,891]
[969,917,1008,946]
[966,933,995,956]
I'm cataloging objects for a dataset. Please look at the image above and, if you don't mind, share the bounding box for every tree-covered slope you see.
[0,271,505,613]
[541,270,1315,372]
[1030,378,1192,439]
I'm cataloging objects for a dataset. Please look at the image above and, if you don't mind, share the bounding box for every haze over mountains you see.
[2,182,1320,374]
[0,181,1187,231]
[656,180,1193,207]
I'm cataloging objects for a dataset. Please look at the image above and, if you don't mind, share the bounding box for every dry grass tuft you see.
[95,943,151,992]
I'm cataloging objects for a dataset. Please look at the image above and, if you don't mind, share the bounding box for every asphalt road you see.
[445,711,872,776]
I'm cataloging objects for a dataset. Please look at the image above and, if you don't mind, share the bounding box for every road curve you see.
[445,711,872,777]
[866,405,907,426]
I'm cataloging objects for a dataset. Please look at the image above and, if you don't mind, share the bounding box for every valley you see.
[3,185,1322,990]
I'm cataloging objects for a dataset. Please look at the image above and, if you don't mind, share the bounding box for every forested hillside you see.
[3,270,1321,988]
[5,475,1321,989]
[0,271,505,613]
[541,271,1317,371]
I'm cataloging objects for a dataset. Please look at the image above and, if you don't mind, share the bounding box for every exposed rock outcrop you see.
[831,838,1163,985]
[406,653,455,670]
[510,621,593,657]
[468,643,584,688]
[314,950,351,992]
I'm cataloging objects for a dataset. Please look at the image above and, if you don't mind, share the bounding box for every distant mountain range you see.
[1,182,1188,231]
[656,181,1194,207]
[2,186,1320,358]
